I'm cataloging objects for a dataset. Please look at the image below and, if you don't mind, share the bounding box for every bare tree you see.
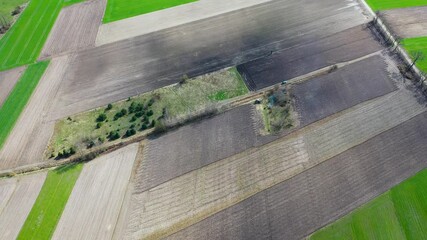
[407,51,425,72]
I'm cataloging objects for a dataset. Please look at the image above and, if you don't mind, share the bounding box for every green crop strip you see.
[17,164,83,240]
[103,0,198,23]
[310,168,427,239]
[401,37,427,73]
[0,61,49,149]
[0,0,84,71]
[365,0,427,11]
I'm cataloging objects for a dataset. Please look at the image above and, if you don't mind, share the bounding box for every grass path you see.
[310,168,427,239]
[103,0,197,23]
[17,164,83,240]
[0,61,49,149]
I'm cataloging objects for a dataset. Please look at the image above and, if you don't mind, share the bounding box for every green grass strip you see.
[0,61,49,149]
[365,0,427,11]
[0,0,28,23]
[103,0,198,23]
[401,37,427,73]
[17,163,83,240]
[310,168,427,239]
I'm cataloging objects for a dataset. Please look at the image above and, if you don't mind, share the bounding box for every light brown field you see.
[0,56,70,170]
[0,66,26,107]
[122,86,425,239]
[0,172,47,240]
[51,144,139,240]
[380,6,427,38]
[40,0,106,59]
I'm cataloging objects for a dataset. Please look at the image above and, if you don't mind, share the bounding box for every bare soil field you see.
[0,172,47,240]
[237,26,383,90]
[380,6,427,38]
[0,56,70,170]
[52,144,139,240]
[0,66,26,107]
[51,0,367,118]
[168,110,427,240]
[121,86,425,239]
[40,0,106,59]
[292,54,397,126]
[96,0,272,45]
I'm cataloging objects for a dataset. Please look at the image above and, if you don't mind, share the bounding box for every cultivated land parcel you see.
[2,0,427,239]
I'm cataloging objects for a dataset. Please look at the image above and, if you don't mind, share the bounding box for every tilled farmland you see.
[380,6,427,38]
[40,0,106,59]
[51,144,139,240]
[0,172,47,240]
[0,66,26,107]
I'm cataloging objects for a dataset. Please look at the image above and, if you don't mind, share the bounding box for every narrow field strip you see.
[0,61,49,149]
[310,168,427,239]
[0,172,47,240]
[51,144,138,240]
[123,88,426,239]
[17,164,83,240]
[0,0,82,71]
[402,37,427,73]
[103,0,197,23]
[365,0,427,11]
[0,66,26,107]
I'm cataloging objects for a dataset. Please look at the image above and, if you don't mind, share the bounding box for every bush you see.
[96,113,107,122]
[11,6,22,16]
[135,111,144,118]
[106,104,113,111]
[86,141,95,149]
[150,120,156,127]
[146,110,154,117]
[121,109,127,115]
[130,116,137,122]
[124,129,136,137]
[147,98,155,107]
[108,131,120,141]
[69,147,76,155]
[135,103,144,112]
[140,124,148,131]
[96,122,102,129]
[128,102,136,113]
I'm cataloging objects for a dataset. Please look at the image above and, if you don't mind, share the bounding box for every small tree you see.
[407,51,425,72]
[96,113,107,122]
[105,104,113,111]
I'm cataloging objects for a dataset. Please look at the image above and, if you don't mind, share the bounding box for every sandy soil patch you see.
[0,66,26,107]
[52,144,139,240]
[0,172,47,240]
[40,0,106,59]
[380,6,427,38]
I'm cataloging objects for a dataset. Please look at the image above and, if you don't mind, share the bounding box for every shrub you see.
[135,111,144,118]
[108,131,120,141]
[96,113,107,122]
[148,98,155,107]
[114,111,124,120]
[135,103,144,112]
[106,104,113,111]
[150,120,156,127]
[69,147,76,155]
[121,109,127,115]
[11,6,22,16]
[140,124,148,131]
[130,116,137,122]
[128,102,136,113]
[147,110,154,117]
[124,129,136,137]
[96,122,102,129]
[86,141,95,149]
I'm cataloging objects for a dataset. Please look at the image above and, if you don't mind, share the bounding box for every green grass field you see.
[365,0,427,11]
[310,168,427,240]
[17,164,83,240]
[0,0,83,71]
[0,0,27,23]
[402,37,427,73]
[103,0,197,23]
[47,68,248,158]
[0,61,49,149]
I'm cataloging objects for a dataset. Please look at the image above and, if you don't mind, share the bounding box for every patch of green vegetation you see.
[0,61,49,149]
[0,0,78,71]
[47,67,248,157]
[0,0,27,24]
[310,168,427,240]
[17,163,83,240]
[103,0,198,23]
[365,0,427,11]
[259,87,293,134]
[402,37,427,73]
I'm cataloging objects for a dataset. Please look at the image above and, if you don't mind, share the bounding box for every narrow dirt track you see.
[380,6,427,38]
[40,0,106,59]
[0,56,70,170]
[0,66,26,107]
[52,144,139,240]
[51,0,367,119]
[122,86,426,239]
[168,110,427,240]
[0,172,47,240]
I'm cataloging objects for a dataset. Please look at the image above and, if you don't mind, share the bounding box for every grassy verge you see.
[258,87,293,134]
[103,0,197,23]
[0,61,49,149]
[17,163,83,240]
[0,0,27,24]
[0,0,82,71]
[46,67,248,158]
[401,37,427,73]
[309,168,427,239]
[365,0,427,11]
